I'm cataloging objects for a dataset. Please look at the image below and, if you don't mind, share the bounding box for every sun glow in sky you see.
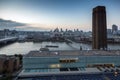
[0,0,120,31]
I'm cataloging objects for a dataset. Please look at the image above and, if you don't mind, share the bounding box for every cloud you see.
[0,18,25,30]
[0,18,48,31]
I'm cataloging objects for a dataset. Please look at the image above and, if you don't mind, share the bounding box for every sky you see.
[0,0,120,31]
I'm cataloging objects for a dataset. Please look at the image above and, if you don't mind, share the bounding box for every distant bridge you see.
[65,38,91,50]
[66,39,74,43]
[0,37,18,45]
[65,39,80,50]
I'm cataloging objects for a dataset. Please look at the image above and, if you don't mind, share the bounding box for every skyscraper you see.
[112,24,118,33]
[92,6,107,50]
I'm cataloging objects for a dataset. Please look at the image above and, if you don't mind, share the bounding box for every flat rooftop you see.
[25,50,120,57]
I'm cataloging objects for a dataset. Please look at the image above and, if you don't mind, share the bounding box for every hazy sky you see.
[0,0,120,31]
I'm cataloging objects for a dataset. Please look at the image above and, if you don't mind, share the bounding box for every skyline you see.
[0,0,120,31]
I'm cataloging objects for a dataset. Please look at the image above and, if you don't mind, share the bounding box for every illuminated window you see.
[59,58,78,63]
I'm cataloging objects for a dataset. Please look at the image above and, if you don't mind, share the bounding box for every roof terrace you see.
[25,50,120,57]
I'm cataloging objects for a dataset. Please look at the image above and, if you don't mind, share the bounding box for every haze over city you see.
[0,0,120,31]
[1,0,120,80]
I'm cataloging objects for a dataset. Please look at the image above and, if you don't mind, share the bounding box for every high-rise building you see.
[92,6,107,50]
[112,24,118,33]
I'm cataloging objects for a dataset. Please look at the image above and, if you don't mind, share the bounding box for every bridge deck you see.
[0,37,17,43]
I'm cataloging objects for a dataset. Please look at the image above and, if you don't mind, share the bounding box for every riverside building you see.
[18,50,120,80]
[92,6,107,50]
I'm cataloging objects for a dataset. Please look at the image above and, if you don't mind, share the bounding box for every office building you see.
[112,24,118,33]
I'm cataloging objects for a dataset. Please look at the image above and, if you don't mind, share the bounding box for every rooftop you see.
[25,50,120,57]
[18,67,101,77]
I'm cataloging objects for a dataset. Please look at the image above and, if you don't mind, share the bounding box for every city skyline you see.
[0,0,120,31]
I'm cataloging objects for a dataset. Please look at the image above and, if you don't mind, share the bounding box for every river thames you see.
[0,42,120,55]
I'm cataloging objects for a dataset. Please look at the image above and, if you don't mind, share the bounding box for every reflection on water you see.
[0,42,120,55]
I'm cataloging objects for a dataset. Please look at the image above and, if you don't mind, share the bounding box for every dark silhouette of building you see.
[92,6,107,50]
[112,24,118,33]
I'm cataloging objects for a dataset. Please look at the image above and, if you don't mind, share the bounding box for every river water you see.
[0,42,120,55]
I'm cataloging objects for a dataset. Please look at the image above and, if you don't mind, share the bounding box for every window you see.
[59,58,78,63]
